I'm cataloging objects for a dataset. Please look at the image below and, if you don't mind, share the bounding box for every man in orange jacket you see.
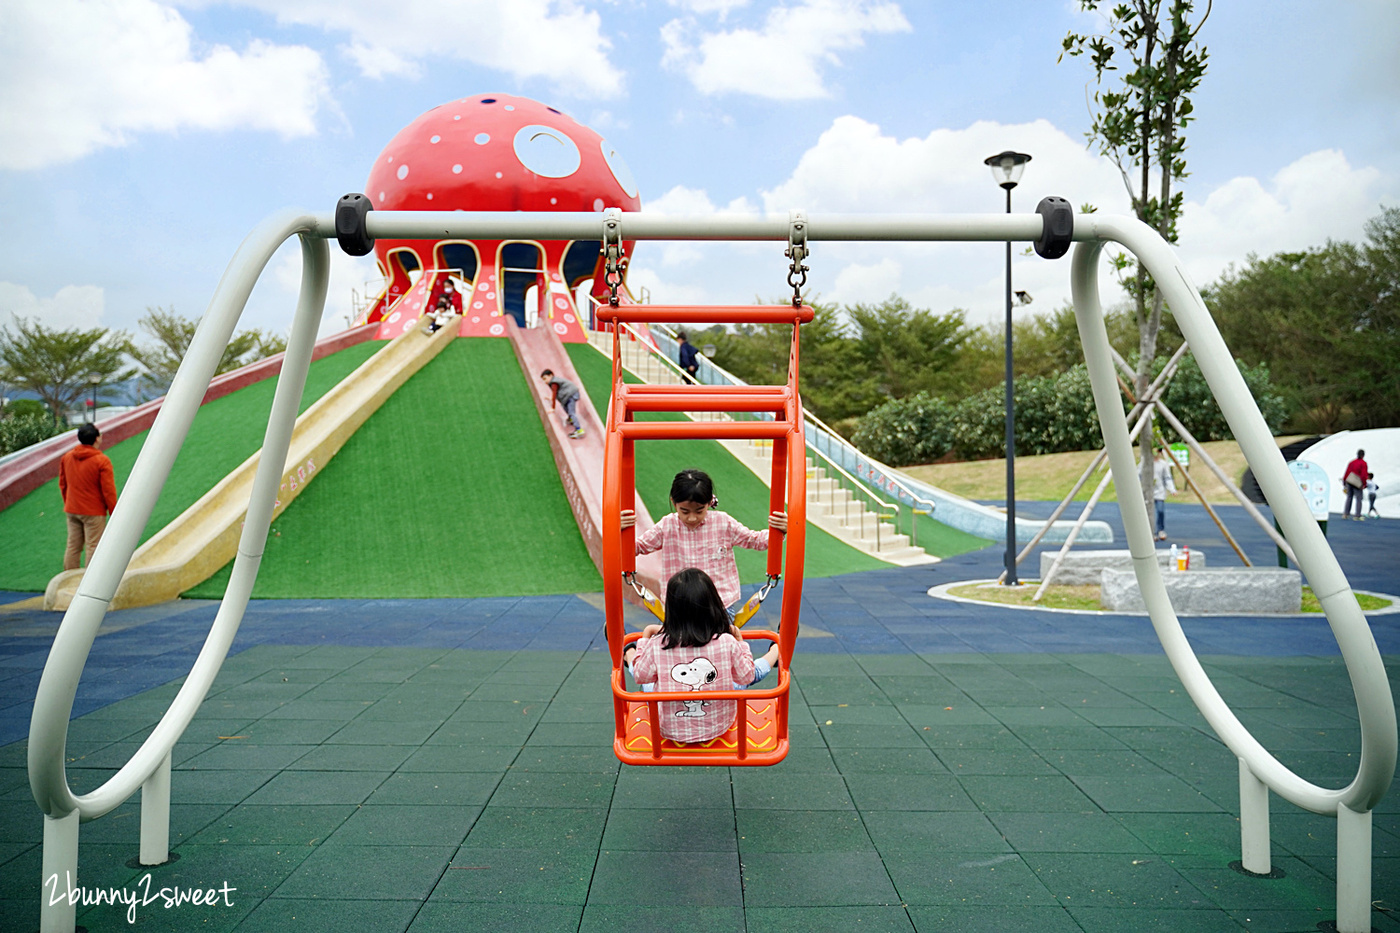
[58,423,119,570]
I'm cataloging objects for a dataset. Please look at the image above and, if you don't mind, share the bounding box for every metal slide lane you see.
[506,317,666,603]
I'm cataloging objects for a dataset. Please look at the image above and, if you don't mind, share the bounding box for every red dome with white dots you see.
[359,94,642,341]
[366,93,641,220]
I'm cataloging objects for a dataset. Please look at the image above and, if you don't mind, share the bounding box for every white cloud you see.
[264,244,382,338]
[1178,149,1393,284]
[628,118,1397,334]
[667,0,750,18]
[661,0,910,100]
[220,0,625,97]
[761,115,1126,214]
[0,0,330,171]
[829,258,901,305]
[645,184,760,215]
[0,283,106,330]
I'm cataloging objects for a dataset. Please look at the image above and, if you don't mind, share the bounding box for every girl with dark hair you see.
[629,568,757,744]
[621,468,784,683]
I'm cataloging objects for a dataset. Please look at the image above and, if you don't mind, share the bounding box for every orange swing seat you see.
[600,304,813,767]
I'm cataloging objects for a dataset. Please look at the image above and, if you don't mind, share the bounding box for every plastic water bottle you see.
[1170,544,1179,571]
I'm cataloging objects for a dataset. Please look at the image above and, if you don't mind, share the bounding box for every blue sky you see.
[1,0,1397,345]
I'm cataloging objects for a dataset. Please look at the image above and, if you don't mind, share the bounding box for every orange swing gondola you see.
[600,303,813,767]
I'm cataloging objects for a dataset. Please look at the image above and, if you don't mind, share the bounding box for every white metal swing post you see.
[28,213,330,933]
[25,205,1395,933]
[1071,216,1396,933]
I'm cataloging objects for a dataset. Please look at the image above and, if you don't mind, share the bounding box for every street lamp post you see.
[984,150,1031,586]
[86,372,102,424]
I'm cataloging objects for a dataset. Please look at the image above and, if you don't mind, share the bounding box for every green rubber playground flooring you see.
[566,343,893,581]
[188,339,601,599]
[3,643,1393,931]
[0,342,383,593]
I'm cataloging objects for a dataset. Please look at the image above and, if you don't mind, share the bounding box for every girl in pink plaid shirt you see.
[621,469,783,684]
[629,568,757,744]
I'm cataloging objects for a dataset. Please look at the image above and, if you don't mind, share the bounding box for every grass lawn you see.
[0,341,383,593]
[947,581,1391,613]
[903,436,1309,505]
[189,338,601,598]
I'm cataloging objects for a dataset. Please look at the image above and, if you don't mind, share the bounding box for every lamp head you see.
[984,150,1031,190]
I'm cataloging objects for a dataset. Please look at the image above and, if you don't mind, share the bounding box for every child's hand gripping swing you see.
[621,497,787,628]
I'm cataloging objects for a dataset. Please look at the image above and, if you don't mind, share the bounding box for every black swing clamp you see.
[1033,196,1074,260]
[335,193,375,257]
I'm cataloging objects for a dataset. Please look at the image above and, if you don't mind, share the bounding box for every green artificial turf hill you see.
[187,338,600,599]
[565,342,894,581]
[0,341,383,593]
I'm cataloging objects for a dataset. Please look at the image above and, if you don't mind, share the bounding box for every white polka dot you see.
[403,320,414,333]
[553,322,568,335]
[389,311,401,323]
[387,155,393,163]
[550,197,557,204]
[474,133,490,145]
[564,313,576,323]
[378,191,385,200]
[430,135,441,144]
[495,171,503,179]
[426,193,433,200]
[504,104,515,111]
[454,114,461,120]
[593,198,605,211]
[471,315,480,322]
[452,164,462,174]
[473,301,483,309]
[397,164,409,180]
[489,323,505,336]
[486,292,495,300]
[555,297,568,308]
[478,282,489,291]
[552,272,562,280]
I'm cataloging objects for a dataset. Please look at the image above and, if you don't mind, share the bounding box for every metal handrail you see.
[801,407,938,547]
[620,320,902,551]
[803,442,900,552]
[647,321,934,547]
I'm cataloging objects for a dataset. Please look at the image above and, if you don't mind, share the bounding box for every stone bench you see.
[1100,567,1302,614]
[1040,548,1204,586]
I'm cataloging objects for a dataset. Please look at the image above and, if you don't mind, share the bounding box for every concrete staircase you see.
[586,328,936,567]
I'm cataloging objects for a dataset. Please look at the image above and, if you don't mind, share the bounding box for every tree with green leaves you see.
[0,318,133,423]
[130,306,288,396]
[845,295,971,401]
[1205,207,1400,432]
[1061,0,1210,508]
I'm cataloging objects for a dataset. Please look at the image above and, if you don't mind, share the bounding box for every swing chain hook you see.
[758,574,780,601]
[785,210,809,308]
[622,571,646,599]
[601,208,625,308]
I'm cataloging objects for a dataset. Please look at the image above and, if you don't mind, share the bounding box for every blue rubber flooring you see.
[0,502,1396,931]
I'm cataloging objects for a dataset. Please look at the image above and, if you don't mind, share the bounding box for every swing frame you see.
[599,304,812,766]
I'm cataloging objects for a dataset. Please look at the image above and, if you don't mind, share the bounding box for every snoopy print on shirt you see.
[629,633,757,743]
[670,657,718,717]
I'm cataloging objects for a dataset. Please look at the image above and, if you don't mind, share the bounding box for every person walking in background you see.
[1366,473,1380,520]
[677,331,700,382]
[1343,449,1368,520]
[1152,448,1177,541]
[58,423,118,570]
